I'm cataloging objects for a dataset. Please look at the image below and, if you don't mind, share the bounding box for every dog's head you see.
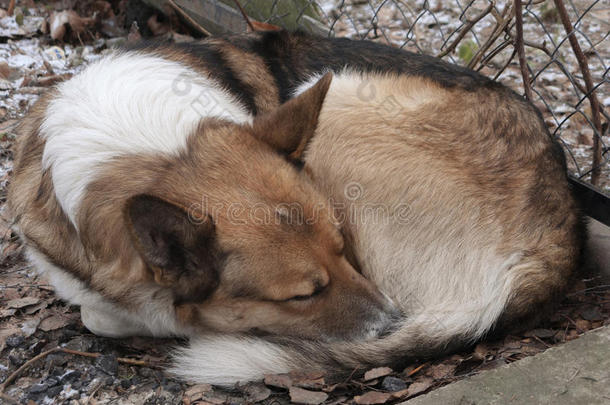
[125,73,398,341]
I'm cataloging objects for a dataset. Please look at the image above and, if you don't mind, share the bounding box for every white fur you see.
[41,52,252,227]
[170,336,291,386]
[27,246,185,338]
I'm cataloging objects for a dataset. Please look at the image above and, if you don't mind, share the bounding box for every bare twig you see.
[407,363,427,377]
[7,0,16,16]
[61,348,163,368]
[514,0,533,101]
[437,1,495,58]
[553,0,603,185]
[0,347,162,397]
[232,0,256,32]
[0,348,62,395]
[468,3,514,69]
[532,335,551,348]
[492,48,517,80]
[167,0,211,36]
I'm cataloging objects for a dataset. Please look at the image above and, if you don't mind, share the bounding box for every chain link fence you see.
[240,0,609,193]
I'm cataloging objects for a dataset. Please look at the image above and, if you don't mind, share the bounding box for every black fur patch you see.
[227,30,501,102]
[126,41,259,114]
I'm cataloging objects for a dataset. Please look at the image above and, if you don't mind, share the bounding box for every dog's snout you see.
[361,295,403,340]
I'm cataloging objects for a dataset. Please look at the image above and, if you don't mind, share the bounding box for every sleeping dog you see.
[8,31,583,385]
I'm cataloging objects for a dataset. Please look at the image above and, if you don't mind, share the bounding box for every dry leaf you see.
[34,73,71,87]
[127,21,142,43]
[0,327,21,352]
[183,383,213,404]
[21,317,41,336]
[428,363,456,380]
[250,20,282,31]
[147,14,169,36]
[406,378,434,397]
[289,387,328,404]
[391,389,410,399]
[364,367,393,381]
[292,373,325,390]
[354,391,392,404]
[38,314,70,331]
[472,343,491,360]
[7,296,40,309]
[523,329,557,339]
[0,308,17,318]
[48,10,93,41]
[264,373,293,389]
[0,61,9,80]
[239,382,271,402]
[24,300,49,315]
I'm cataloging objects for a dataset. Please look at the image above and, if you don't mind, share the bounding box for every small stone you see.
[354,391,392,404]
[59,369,81,384]
[47,385,63,398]
[86,377,103,394]
[50,366,66,377]
[103,375,114,386]
[381,376,407,392]
[289,386,328,404]
[364,367,393,381]
[121,379,132,389]
[46,377,59,387]
[130,375,142,385]
[64,336,94,352]
[29,383,48,394]
[161,378,182,394]
[8,349,26,366]
[240,382,271,402]
[139,367,155,378]
[580,307,603,321]
[264,373,293,389]
[5,334,24,348]
[95,354,118,376]
[63,385,80,400]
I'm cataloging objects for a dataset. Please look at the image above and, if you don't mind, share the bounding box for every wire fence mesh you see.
[243,0,609,192]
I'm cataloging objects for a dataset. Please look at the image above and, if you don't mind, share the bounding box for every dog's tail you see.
[169,309,494,387]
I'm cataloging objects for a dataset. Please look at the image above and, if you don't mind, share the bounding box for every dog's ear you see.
[252,72,332,161]
[125,194,220,303]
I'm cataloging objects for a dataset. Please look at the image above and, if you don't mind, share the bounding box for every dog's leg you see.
[27,246,155,337]
[80,304,151,337]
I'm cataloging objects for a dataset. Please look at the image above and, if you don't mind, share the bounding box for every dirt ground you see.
[1,1,609,404]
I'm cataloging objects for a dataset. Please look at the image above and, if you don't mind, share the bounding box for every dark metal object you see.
[569,175,610,227]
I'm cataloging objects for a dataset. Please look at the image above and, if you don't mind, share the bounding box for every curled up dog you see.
[8,31,583,386]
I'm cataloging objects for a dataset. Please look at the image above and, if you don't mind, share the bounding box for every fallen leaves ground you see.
[1,0,609,404]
